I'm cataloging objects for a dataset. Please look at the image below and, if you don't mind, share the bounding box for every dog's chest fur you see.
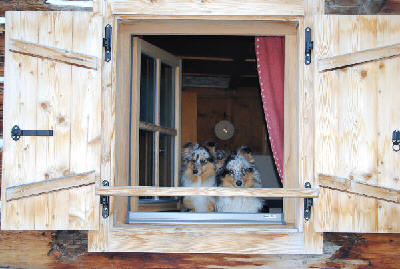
[216,196,263,213]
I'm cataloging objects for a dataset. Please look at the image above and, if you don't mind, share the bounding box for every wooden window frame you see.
[89,16,323,254]
[130,37,181,212]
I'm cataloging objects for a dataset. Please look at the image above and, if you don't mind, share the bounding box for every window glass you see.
[160,63,175,128]
[159,133,175,188]
[139,130,154,200]
[140,54,156,124]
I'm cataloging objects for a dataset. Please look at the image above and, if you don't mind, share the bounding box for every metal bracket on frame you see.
[305,27,313,65]
[103,24,112,62]
[100,180,110,219]
[304,182,313,221]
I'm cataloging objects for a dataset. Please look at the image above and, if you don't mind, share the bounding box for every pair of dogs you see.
[180,142,264,213]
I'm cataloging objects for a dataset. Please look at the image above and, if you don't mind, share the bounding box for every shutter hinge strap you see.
[305,27,313,65]
[103,24,112,62]
[304,182,313,221]
[11,125,53,141]
[100,180,110,218]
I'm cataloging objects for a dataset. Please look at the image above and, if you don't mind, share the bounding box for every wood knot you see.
[44,173,50,179]
[57,116,65,124]
[41,102,49,110]
[379,63,385,69]
[360,69,368,78]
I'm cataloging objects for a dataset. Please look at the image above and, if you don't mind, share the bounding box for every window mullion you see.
[154,58,161,199]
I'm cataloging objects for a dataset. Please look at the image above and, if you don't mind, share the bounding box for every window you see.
[129,38,181,212]
[92,18,322,254]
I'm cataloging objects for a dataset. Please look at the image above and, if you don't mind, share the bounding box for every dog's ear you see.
[237,146,255,164]
[204,141,217,156]
[182,142,198,160]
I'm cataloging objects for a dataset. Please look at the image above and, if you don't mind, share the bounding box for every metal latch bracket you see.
[103,24,112,62]
[305,27,313,65]
[100,180,110,219]
[304,182,313,221]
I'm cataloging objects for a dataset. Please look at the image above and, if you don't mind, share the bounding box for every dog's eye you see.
[246,168,253,173]
[191,160,196,164]
[200,159,207,165]
[229,169,234,175]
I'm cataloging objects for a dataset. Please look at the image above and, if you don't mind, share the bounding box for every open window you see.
[90,18,322,254]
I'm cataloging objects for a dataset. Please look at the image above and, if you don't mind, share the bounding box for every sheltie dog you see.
[216,146,264,213]
[180,142,217,212]
[204,141,228,175]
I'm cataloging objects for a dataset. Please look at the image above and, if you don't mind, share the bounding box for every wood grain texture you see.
[326,0,400,15]
[119,19,297,36]
[88,0,115,252]
[1,11,101,230]
[108,227,304,254]
[319,174,400,203]
[318,42,400,72]
[6,171,95,201]
[9,38,98,70]
[302,0,324,253]
[181,91,197,147]
[314,15,400,233]
[2,231,400,268]
[111,0,304,16]
[96,186,319,198]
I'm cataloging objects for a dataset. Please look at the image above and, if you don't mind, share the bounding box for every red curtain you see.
[255,37,285,183]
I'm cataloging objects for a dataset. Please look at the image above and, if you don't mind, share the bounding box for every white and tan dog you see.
[180,142,217,212]
[216,146,264,213]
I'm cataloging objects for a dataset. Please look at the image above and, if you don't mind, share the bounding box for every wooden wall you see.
[185,87,269,155]
[1,1,400,268]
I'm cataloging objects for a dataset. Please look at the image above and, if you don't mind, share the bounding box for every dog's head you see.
[218,146,261,188]
[203,142,227,172]
[182,142,215,178]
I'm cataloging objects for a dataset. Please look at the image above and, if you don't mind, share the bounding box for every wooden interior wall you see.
[0,1,400,268]
[186,87,269,155]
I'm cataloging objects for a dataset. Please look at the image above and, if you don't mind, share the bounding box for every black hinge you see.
[100,180,110,219]
[11,125,53,141]
[392,130,400,152]
[103,24,112,62]
[305,27,313,65]
[304,182,313,221]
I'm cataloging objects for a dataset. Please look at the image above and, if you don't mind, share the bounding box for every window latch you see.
[393,130,400,152]
[305,27,313,65]
[304,182,313,221]
[100,180,110,219]
[103,24,112,62]
[11,125,53,141]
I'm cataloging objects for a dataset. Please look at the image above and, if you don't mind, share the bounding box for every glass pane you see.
[140,54,156,124]
[139,130,154,200]
[160,63,175,128]
[159,134,175,188]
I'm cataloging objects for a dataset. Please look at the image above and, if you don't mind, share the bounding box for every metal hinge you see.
[11,125,53,141]
[304,182,313,221]
[100,180,110,218]
[103,24,112,62]
[305,27,313,65]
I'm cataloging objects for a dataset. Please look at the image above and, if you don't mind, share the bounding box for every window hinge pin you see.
[304,182,313,221]
[100,180,110,219]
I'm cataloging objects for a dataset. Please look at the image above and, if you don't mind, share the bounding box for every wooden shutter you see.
[1,12,102,230]
[314,15,400,232]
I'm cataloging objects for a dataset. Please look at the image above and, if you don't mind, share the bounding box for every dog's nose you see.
[236,181,242,186]
[193,169,198,174]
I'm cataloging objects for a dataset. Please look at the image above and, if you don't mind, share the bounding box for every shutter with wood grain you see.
[314,15,400,232]
[1,12,102,230]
